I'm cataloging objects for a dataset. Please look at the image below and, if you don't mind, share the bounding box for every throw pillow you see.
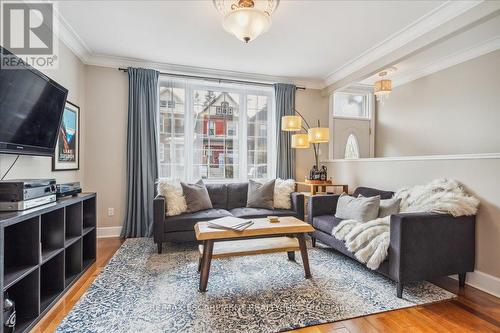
[335,193,380,222]
[274,178,295,209]
[157,180,187,216]
[379,197,402,218]
[181,179,213,213]
[247,179,276,209]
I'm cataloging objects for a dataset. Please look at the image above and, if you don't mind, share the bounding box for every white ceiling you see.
[57,0,446,82]
[360,14,500,87]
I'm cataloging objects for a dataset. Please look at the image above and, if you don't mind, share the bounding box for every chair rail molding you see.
[322,152,500,163]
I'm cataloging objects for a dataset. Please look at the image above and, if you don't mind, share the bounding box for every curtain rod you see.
[118,67,306,90]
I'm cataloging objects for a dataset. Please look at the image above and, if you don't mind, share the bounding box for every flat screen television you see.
[0,47,68,156]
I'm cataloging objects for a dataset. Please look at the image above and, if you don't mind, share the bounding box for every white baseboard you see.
[450,270,500,298]
[97,226,122,238]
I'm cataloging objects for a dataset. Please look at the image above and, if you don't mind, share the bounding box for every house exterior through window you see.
[158,77,276,182]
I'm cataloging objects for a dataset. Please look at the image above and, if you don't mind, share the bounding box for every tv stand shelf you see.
[0,193,96,333]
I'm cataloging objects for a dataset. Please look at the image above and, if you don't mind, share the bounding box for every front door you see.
[332,118,371,159]
[331,89,374,159]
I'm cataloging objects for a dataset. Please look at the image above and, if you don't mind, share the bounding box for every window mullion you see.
[185,81,193,181]
[268,91,276,179]
[240,91,248,181]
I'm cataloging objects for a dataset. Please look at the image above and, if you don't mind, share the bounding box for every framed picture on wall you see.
[53,101,80,171]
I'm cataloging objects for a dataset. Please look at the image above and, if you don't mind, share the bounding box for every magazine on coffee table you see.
[207,216,254,231]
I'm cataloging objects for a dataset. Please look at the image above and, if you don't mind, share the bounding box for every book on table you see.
[207,216,254,231]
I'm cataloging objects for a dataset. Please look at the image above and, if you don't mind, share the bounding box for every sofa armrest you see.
[290,192,305,221]
[153,195,166,243]
[389,212,476,282]
[307,194,340,224]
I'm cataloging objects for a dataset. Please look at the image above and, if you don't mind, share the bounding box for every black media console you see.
[0,193,96,333]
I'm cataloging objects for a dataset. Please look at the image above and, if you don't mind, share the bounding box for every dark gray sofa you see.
[308,187,476,298]
[154,182,305,253]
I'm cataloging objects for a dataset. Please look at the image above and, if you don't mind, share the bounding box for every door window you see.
[344,134,360,159]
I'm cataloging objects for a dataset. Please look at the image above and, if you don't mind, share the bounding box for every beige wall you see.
[295,89,329,181]
[83,66,128,228]
[0,42,86,185]
[322,51,500,295]
[81,81,331,229]
[325,157,500,291]
[375,49,500,157]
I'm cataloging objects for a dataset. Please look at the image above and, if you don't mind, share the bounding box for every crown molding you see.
[52,2,92,63]
[392,36,500,87]
[51,0,486,90]
[49,2,325,88]
[323,1,483,87]
[85,54,326,89]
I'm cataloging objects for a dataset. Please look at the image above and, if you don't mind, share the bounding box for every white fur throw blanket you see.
[332,178,479,270]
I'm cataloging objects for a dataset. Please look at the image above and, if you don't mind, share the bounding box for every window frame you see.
[158,77,276,182]
[333,91,370,120]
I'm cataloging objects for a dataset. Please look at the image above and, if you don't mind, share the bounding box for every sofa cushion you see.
[157,180,187,216]
[164,209,232,232]
[181,180,213,213]
[353,187,394,200]
[335,194,380,222]
[274,178,295,209]
[206,184,227,209]
[313,215,343,234]
[230,207,295,219]
[227,183,248,209]
[247,179,275,209]
[379,197,401,217]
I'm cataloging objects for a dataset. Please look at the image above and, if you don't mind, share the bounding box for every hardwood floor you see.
[31,237,123,333]
[32,238,500,333]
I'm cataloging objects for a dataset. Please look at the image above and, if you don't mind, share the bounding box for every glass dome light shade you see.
[223,7,271,43]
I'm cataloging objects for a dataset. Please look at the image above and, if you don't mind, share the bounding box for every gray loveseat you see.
[154,182,305,253]
[308,187,476,298]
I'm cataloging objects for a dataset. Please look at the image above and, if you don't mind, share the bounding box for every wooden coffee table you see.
[194,216,314,292]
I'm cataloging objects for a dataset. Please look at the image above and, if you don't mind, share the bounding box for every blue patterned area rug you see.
[57,238,454,332]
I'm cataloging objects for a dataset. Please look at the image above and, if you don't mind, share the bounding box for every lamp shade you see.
[291,134,309,148]
[223,8,271,43]
[281,115,302,131]
[374,79,392,96]
[308,127,329,143]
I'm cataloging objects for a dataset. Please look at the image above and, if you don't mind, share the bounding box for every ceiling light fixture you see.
[373,67,398,101]
[213,0,280,43]
[374,67,397,101]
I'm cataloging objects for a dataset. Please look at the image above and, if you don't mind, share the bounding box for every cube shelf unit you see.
[0,193,96,333]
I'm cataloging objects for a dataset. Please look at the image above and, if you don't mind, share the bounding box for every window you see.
[334,92,368,118]
[158,83,186,179]
[344,134,360,159]
[158,77,275,181]
[207,120,216,136]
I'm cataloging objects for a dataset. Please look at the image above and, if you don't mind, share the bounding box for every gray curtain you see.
[274,83,296,179]
[121,67,159,238]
